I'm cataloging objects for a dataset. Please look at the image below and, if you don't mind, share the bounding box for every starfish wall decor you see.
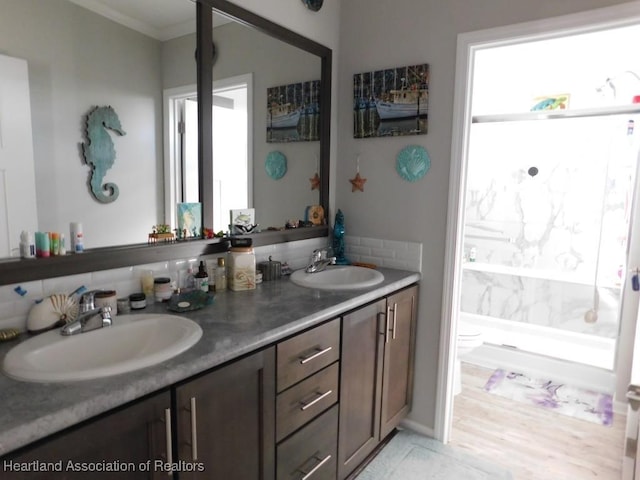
[349,155,367,192]
[349,172,367,192]
[309,172,320,190]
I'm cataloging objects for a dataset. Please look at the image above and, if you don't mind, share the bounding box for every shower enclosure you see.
[461,111,640,370]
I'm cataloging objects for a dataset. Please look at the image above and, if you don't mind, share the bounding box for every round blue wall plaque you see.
[396,145,430,182]
[265,151,287,180]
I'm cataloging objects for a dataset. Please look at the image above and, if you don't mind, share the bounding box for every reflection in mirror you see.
[0,0,197,257]
[165,75,252,235]
[165,13,321,233]
[1,0,327,262]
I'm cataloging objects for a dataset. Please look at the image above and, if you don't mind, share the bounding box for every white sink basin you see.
[290,265,384,290]
[3,314,202,383]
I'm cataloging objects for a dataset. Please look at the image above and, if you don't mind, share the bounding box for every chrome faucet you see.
[60,306,113,336]
[305,248,336,273]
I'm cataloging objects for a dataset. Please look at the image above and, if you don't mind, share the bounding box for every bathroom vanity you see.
[0,268,419,479]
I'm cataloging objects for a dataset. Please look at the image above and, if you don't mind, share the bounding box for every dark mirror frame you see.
[0,0,331,286]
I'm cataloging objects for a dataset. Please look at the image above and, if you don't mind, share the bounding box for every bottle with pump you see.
[195,261,209,292]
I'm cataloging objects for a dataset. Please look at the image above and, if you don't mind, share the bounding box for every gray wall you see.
[0,0,164,249]
[336,0,632,431]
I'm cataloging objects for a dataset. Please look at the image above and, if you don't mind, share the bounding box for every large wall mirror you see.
[0,0,330,284]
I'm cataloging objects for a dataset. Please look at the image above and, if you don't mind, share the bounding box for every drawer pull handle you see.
[161,408,173,476]
[385,306,391,343]
[300,390,333,411]
[189,397,199,461]
[301,454,332,480]
[627,391,640,403]
[392,302,398,340]
[299,346,332,364]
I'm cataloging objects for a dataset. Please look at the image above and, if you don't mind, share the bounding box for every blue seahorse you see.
[82,106,126,203]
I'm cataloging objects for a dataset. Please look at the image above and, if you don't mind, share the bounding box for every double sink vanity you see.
[0,266,420,480]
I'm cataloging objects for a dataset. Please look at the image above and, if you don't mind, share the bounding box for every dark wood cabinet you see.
[4,390,171,480]
[277,405,338,480]
[3,349,276,480]
[380,286,417,439]
[337,285,418,480]
[275,319,341,480]
[337,299,386,480]
[1,284,417,480]
[175,347,275,480]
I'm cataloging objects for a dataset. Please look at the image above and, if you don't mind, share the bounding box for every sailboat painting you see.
[353,63,429,138]
[267,80,320,142]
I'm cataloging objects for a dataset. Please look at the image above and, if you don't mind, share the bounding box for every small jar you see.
[95,290,118,314]
[116,297,131,314]
[129,292,147,310]
[154,277,173,302]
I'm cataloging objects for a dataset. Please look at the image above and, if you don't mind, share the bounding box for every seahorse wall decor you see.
[81,105,126,203]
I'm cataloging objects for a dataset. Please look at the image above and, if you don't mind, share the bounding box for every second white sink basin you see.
[2,314,202,383]
[290,265,384,290]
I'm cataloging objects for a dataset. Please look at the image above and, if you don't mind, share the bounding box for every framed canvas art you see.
[354,64,429,138]
[267,80,320,142]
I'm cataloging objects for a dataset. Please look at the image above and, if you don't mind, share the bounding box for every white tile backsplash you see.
[345,235,422,272]
[0,236,422,331]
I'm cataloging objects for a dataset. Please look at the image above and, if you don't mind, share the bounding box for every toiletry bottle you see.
[215,257,227,291]
[59,233,67,255]
[50,232,60,256]
[40,232,50,258]
[196,260,209,292]
[20,231,35,259]
[184,265,196,290]
[208,262,216,292]
[140,270,155,303]
[70,222,84,253]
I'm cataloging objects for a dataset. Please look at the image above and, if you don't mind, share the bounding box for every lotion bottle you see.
[215,257,227,291]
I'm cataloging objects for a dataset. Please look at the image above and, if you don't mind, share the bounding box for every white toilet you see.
[454,322,483,395]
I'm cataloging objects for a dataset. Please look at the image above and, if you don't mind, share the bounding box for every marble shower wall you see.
[461,114,640,339]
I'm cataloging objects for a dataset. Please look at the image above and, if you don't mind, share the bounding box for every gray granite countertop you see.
[0,267,420,456]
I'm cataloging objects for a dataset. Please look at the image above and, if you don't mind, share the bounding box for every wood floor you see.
[450,362,626,480]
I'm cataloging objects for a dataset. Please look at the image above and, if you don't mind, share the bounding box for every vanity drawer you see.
[277,318,340,392]
[277,362,339,442]
[277,404,338,480]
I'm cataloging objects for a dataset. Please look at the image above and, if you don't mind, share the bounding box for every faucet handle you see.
[311,248,328,261]
[79,291,97,312]
[99,306,113,328]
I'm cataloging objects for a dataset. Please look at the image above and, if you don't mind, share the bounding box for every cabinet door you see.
[176,347,275,480]
[4,391,171,480]
[380,285,418,439]
[337,299,386,480]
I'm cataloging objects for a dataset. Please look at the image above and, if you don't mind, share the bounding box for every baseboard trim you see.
[399,419,435,438]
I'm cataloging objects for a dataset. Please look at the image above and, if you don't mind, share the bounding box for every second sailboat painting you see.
[353,63,429,138]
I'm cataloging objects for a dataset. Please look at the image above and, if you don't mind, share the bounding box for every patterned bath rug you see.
[483,369,613,426]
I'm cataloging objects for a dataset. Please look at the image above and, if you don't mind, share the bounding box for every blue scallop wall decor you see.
[396,145,430,182]
[265,151,287,180]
